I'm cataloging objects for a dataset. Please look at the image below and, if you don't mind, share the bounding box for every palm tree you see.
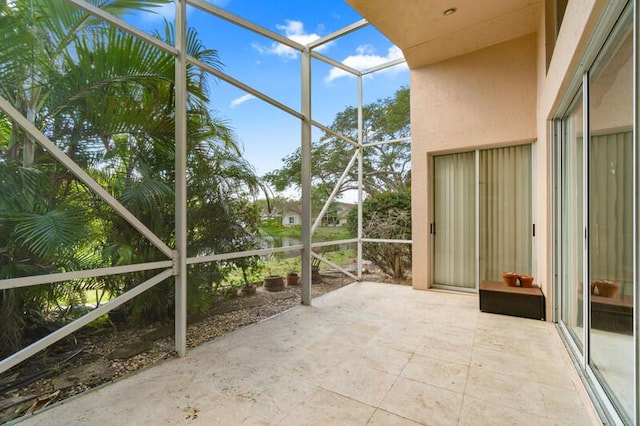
[0,1,265,355]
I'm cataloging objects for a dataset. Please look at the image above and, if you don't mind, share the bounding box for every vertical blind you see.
[479,145,532,282]
[589,131,633,287]
[433,146,532,288]
[433,152,476,288]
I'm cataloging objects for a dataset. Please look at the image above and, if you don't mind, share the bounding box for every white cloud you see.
[251,20,331,59]
[325,45,408,83]
[230,94,256,108]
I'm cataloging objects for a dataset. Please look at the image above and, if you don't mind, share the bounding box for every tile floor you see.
[20,282,601,425]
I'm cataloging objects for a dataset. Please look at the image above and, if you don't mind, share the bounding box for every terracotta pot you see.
[519,275,534,288]
[286,274,299,286]
[594,280,620,298]
[502,272,519,287]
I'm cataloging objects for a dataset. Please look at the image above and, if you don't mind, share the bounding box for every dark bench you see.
[578,293,633,335]
[479,280,545,320]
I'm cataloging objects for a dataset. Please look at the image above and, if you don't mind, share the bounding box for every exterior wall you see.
[411,34,538,290]
[535,0,606,317]
[411,0,608,313]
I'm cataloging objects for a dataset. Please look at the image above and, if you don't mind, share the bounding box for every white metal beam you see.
[311,238,358,249]
[311,251,357,281]
[0,261,173,290]
[0,269,173,374]
[300,48,312,306]
[356,76,364,281]
[308,19,368,50]
[188,0,304,52]
[188,56,303,120]
[0,96,174,259]
[309,51,361,76]
[174,0,188,358]
[311,119,359,148]
[361,57,406,75]
[186,245,303,265]
[362,238,412,244]
[363,136,411,147]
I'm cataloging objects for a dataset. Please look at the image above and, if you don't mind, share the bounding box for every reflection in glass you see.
[588,17,633,421]
[560,93,584,350]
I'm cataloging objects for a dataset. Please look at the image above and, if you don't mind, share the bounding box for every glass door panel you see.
[433,152,476,289]
[479,145,532,282]
[587,14,633,421]
[560,93,585,350]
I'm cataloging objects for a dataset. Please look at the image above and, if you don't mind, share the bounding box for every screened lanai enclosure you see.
[0,0,410,378]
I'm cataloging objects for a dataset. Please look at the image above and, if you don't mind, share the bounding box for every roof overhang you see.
[346,0,542,68]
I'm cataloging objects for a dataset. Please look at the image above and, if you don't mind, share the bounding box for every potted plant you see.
[239,264,261,296]
[263,267,284,292]
[502,272,518,287]
[286,269,299,286]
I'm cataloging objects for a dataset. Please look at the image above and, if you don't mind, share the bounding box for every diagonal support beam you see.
[311,150,358,234]
[0,269,174,374]
[311,119,359,148]
[311,251,357,281]
[188,56,303,120]
[0,96,174,258]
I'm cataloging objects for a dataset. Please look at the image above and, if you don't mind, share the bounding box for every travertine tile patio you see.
[19,282,600,425]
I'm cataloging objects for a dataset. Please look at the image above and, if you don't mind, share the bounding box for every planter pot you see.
[286,274,299,286]
[108,308,127,327]
[519,275,534,288]
[263,275,285,292]
[240,284,257,296]
[594,280,620,298]
[502,272,519,287]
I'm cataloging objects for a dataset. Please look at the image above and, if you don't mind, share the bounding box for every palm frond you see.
[11,205,88,259]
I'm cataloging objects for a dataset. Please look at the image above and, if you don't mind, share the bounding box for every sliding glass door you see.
[479,146,532,282]
[556,5,634,422]
[433,146,532,290]
[559,92,585,350]
[587,15,634,419]
[433,152,476,289]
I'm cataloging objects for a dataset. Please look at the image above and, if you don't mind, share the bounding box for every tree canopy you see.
[264,86,410,201]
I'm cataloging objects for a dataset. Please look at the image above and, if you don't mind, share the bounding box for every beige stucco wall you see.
[410,34,538,291]
[410,0,609,321]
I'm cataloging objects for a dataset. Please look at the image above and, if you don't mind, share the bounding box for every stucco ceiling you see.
[346,0,542,68]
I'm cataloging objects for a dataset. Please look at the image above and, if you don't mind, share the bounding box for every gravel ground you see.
[0,272,413,423]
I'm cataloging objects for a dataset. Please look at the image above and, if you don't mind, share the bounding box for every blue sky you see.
[131,0,409,181]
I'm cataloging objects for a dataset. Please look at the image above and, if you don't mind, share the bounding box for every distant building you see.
[281,209,301,227]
